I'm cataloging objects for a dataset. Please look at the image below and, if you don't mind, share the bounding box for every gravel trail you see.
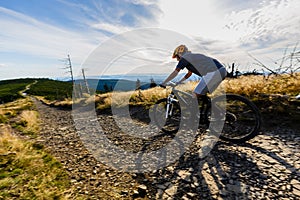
[32,98,300,199]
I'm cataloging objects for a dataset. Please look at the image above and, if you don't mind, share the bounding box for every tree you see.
[103,83,111,93]
[149,78,157,88]
[136,78,141,90]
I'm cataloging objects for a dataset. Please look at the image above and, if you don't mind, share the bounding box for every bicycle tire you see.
[151,98,181,133]
[211,94,261,143]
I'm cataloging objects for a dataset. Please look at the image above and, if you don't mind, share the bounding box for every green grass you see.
[0,98,39,137]
[0,127,71,199]
[0,79,35,103]
[0,97,83,199]
[25,79,73,101]
[0,78,73,103]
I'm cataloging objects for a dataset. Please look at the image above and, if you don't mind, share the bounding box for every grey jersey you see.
[177,53,224,76]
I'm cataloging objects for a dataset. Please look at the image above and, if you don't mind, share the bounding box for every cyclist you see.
[160,45,227,98]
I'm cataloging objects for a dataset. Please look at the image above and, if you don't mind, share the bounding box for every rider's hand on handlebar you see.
[158,84,166,88]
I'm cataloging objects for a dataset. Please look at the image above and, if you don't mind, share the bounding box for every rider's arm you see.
[161,68,181,86]
[177,70,192,84]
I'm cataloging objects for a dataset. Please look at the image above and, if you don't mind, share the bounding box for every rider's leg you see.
[193,68,226,124]
[193,74,210,109]
[192,79,209,124]
[194,68,227,109]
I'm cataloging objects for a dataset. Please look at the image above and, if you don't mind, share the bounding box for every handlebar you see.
[159,81,177,88]
[166,81,177,87]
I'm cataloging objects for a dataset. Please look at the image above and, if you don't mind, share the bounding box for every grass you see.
[26,79,73,101]
[0,79,35,103]
[35,96,73,108]
[91,73,300,110]
[17,110,40,135]
[0,98,88,199]
[0,78,73,104]
[93,82,200,110]
[0,125,72,199]
[96,87,168,109]
[1,74,299,110]
[223,73,300,97]
[221,73,300,115]
[0,98,40,137]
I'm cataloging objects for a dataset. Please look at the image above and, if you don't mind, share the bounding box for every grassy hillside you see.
[0,78,73,104]
[26,79,73,101]
[0,79,35,103]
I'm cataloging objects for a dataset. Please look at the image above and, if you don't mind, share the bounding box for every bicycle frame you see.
[164,82,197,119]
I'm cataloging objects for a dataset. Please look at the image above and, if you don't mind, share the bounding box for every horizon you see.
[1,68,290,83]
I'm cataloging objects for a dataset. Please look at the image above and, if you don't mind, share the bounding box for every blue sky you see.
[0,0,300,80]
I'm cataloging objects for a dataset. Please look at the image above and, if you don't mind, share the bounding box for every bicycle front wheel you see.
[212,94,261,143]
[151,98,181,133]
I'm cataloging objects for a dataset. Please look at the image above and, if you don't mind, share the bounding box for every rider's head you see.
[172,45,189,60]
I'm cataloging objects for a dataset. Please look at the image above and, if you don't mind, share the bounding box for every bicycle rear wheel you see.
[212,94,261,143]
[151,98,181,133]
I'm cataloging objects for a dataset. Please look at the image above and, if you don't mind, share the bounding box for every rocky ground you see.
[31,98,300,199]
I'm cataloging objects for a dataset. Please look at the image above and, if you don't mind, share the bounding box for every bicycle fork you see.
[166,94,178,118]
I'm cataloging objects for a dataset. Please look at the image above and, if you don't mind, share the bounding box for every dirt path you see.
[19,80,38,97]
[32,98,146,199]
[32,98,300,199]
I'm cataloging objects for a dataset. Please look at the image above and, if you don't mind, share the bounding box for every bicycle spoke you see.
[212,94,261,143]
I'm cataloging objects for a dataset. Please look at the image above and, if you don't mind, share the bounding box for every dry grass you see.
[35,96,73,108]
[223,73,300,97]
[0,97,40,136]
[19,110,40,135]
[0,125,72,199]
[92,73,299,110]
[0,98,32,115]
[47,73,299,110]
[221,73,300,115]
[0,94,89,199]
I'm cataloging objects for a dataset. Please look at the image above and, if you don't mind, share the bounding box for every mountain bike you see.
[150,82,262,143]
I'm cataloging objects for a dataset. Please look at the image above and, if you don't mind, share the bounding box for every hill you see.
[0,79,36,103]
[26,79,73,101]
[0,78,73,103]
[75,78,156,93]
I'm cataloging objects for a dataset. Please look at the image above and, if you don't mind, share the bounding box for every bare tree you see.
[60,54,81,98]
[274,43,300,75]
[248,53,277,75]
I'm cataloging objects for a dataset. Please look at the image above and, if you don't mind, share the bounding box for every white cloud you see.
[155,0,300,71]
[91,22,131,34]
[125,0,158,6]
[218,0,300,69]
[0,7,104,64]
[0,63,5,67]
[224,0,300,45]
[157,0,300,42]
[0,6,111,80]
[157,0,224,39]
[1,0,300,80]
